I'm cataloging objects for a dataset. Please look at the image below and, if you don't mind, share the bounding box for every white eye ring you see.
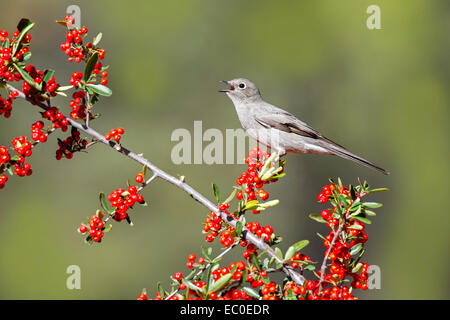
[238,83,246,89]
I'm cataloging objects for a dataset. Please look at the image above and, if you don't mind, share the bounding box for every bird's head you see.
[219,78,262,104]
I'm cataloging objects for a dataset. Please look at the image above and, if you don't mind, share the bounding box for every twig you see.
[317,219,345,292]
[8,84,305,286]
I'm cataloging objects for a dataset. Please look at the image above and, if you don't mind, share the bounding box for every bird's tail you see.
[328,146,389,175]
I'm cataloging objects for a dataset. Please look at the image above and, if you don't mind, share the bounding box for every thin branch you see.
[7,83,305,286]
[318,219,345,292]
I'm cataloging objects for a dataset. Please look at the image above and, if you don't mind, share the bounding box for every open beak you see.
[219,80,234,93]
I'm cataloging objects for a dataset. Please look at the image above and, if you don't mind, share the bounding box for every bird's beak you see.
[219,80,234,93]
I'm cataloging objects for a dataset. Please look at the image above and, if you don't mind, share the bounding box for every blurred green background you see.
[0,0,448,299]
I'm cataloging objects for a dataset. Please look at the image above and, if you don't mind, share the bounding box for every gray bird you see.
[220,78,388,175]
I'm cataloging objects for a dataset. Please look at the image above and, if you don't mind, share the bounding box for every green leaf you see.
[316,232,326,240]
[347,224,363,230]
[223,189,237,204]
[103,224,112,233]
[284,246,296,261]
[84,52,98,82]
[309,213,327,223]
[351,262,363,273]
[208,273,232,294]
[235,221,243,237]
[363,202,383,209]
[2,38,10,48]
[93,32,103,46]
[42,69,55,84]
[57,85,73,91]
[12,63,41,91]
[212,183,221,203]
[367,187,389,194]
[13,18,35,55]
[274,247,283,261]
[99,192,112,213]
[243,200,258,211]
[292,240,309,252]
[354,216,372,224]
[157,282,165,299]
[201,246,212,260]
[86,83,112,96]
[364,210,377,216]
[350,243,363,256]
[242,287,260,299]
[304,264,316,271]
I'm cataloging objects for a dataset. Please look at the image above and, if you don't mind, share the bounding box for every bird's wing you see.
[254,111,347,150]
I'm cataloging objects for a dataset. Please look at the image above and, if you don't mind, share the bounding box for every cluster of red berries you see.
[69,72,83,87]
[283,281,356,300]
[105,128,124,142]
[317,183,339,203]
[261,281,278,300]
[203,203,238,245]
[236,147,279,214]
[31,121,48,143]
[78,212,105,242]
[108,185,144,222]
[12,136,32,157]
[0,146,10,166]
[21,65,60,97]
[0,91,18,119]
[288,252,311,269]
[69,90,88,120]
[56,128,88,160]
[245,221,273,242]
[60,15,105,63]
[246,268,267,289]
[185,254,205,269]
[42,106,69,132]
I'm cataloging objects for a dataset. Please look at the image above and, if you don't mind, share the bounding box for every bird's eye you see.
[239,83,246,89]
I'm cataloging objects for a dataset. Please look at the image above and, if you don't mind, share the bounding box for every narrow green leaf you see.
[274,247,283,261]
[12,63,41,91]
[243,287,260,299]
[350,243,363,256]
[284,246,296,261]
[84,52,98,82]
[363,202,383,209]
[292,240,309,252]
[235,221,243,237]
[42,69,55,84]
[208,273,232,294]
[86,83,112,96]
[93,32,103,46]
[201,246,212,260]
[223,189,237,204]
[347,224,363,230]
[351,262,363,273]
[13,18,35,55]
[354,216,372,224]
[243,200,258,211]
[212,183,221,203]
[364,210,377,216]
[99,192,112,213]
[304,264,316,271]
[309,213,327,223]
[367,187,389,194]
[57,85,73,91]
